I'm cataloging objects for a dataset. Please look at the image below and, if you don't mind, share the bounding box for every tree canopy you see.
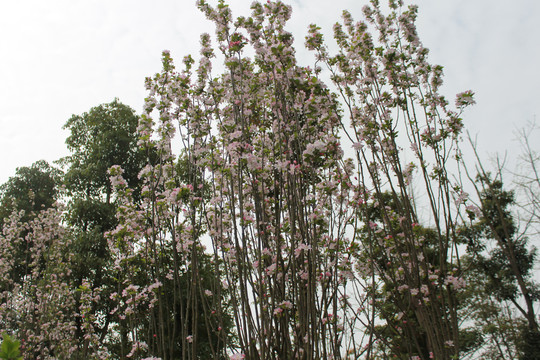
[0,1,538,359]
[0,160,61,225]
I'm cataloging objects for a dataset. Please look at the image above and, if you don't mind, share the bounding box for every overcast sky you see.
[1,0,539,185]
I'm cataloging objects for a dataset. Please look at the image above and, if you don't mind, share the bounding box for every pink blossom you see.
[455,90,475,108]
[230,354,245,360]
[266,263,277,275]
[294,243,311,258]
[444,276,466,290]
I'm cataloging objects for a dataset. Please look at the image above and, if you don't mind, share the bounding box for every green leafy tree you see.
[59,99,149,357]
[460,174,540,359]
[62,98,147,202]
[0,160,62,226]
[62,100,232,359]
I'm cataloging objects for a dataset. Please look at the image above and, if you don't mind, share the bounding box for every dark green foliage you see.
[61,100,147,355]
[61,98,148,201]
[461,176,540,358]
[0,160,62,226]
[145,251,234,360]
[458,328,484,355]
[518,326,540,360]
[476,178,517,240]
[356,192,454,359]
[474,178,538,303]
[475,237,537,302]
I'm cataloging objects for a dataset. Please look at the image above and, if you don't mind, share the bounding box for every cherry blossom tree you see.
[109,0,476,359]
[305,1,476,357]
[0,206,81,359]
[0,1,490,359]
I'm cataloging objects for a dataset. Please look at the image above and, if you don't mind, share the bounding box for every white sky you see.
[1,0,539,184]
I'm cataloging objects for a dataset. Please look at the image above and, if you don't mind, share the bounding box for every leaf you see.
[0,333,22,360]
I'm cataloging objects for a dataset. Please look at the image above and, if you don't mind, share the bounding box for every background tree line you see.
[0,100,234,359]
